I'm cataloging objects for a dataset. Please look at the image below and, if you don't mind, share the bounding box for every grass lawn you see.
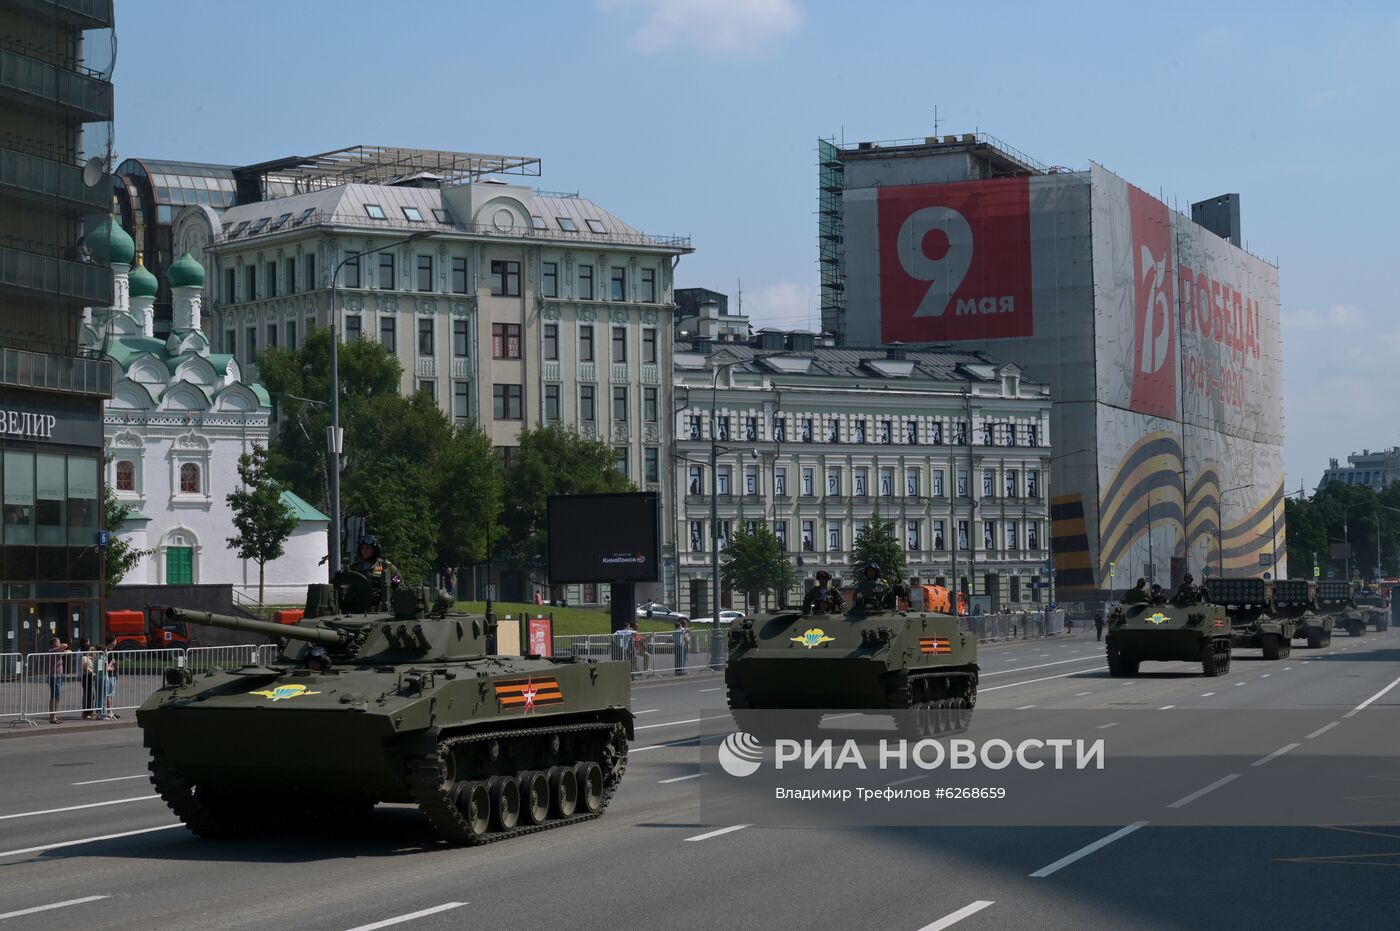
[452,601,674,635]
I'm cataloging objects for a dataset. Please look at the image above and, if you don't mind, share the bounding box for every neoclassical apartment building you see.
[673,336,1055,615]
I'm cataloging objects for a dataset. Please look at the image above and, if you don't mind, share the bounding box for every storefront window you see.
[67,457,98,546]
[3,450,35,545]
[35,453,65,545]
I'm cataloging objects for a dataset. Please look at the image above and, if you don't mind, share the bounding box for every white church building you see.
[81,217,328,605]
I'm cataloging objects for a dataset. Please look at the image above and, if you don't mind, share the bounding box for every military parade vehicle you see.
[137,571,633,845]
[1274,579,1333,649]
[1316,580,1359,637]
[724,582,978,738]
[1205,577,1297,659]
[1352,585,1390,632]
[1105,589,1232,677]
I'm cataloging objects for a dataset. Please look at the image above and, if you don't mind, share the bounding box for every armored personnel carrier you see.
[1275,579,1332,648]
[1204,577,1297,659]
[137,572,633,844]
[1104,591,1232,677]
[724,584,978,738]
[1353,587,1390,632]
[1316,580,1358,637]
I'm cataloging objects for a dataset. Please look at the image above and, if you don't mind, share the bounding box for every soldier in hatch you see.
[803,570,846,615]
[853,562,891,610]
[1122,578,1149,604]
[351,534,402,608]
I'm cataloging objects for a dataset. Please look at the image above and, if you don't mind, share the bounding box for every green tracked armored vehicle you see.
[1316,581,1359,637]
[137,571,633,845]
[1353,587,1390,632]
[1205,577,1297,659]
[1104,592,1232,677]
[1275,579,1333,649]
[724,585,978,738]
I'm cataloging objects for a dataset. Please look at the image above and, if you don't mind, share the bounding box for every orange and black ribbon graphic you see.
[919,637,953,655]
[493,677,564,712]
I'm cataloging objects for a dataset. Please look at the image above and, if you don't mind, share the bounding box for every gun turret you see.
[165,607,349,648]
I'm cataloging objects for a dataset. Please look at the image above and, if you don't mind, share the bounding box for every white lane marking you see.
[0,795,159,821]
[71,774,147,786]
[1015,704,1037,711]
[1122,681,1137,685]
[1167,773,1242,809]
[1233,682,1246,687]
[658,773,707,784]
[1074,691,1092,697]
[1200,692,1216,697]
[1283,666,1293,671]
[1097,722,1118,730]
[1344,672,1400,719]
[1029,821,1150,877]
[0,824,181,860]
[982,670,1095,692]
[915,899,996,930]
[826,712,860,720]
[635,714,732,730]
[1158,705,1175,710]
[1252,743,1300,767]
[344,902,467,931]
[635,708,660,714]
[697,687,722,693]
[1306,721,1340,739]
[684,824,750,842]
[630,738,702,753]
[983,655,1103,677]
[1260,673,1271,678]
[888,774,929,788]
[0,896,108,922]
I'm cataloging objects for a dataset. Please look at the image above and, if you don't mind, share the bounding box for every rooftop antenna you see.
[934,105,940,137]
[736,278,743,318]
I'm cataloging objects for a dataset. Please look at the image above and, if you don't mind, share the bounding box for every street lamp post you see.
[1214,483,1254,578]
[327,231,427,576]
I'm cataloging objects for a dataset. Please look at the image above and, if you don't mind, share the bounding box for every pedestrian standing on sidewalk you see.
[96,634,118,719]
[1094,609,1106,642]
[673,618,690,676]
[46,636,69,724]
[79,638,95,718]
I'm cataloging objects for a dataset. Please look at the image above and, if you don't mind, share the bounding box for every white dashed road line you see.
[1015,704,1037,711]
[0,896,108,922]
[684,824,750,842]
[1168,773,1242,809]
[0,824,181,860]
[0,795,160,821]
[1074,691,1092,697]
[1200,692,1215,697]
[71,774,147,786]
[915,900,996,931]
[1097,722,1118,730]
[697,687,722,693]
[1029,821,1150,877]
[658,773,707,784]
[635,714,732,730]
[1252,743,1299,767]
[982,656,1104,677]
[1305,721,1340,739]
[344,902,467,931]
[1158,705,1175,710]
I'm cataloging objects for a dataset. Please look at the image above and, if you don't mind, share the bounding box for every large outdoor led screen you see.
[547,492,660,583]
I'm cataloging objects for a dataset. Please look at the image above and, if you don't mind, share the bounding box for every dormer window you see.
[364,204,386,220]
[556,217,578,232]
[402,206,424,222]
[268,213,292,230]
[585,218,607,234]
[531,215,547,230]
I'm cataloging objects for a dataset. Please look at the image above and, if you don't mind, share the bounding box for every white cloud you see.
[1307,85,1359,107]
[743,279,820,331]
[600,0,803,55]
[1282,302,1363,331]
[1197,27,1229,45]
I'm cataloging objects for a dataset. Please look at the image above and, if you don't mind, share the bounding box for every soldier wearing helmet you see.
[351,534,402,608]
[853,561,890,610]
[803,570,846,615]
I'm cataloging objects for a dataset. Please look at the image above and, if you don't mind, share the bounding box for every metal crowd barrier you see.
[552,629,725,676]
[0,652,22,723]
[963,609,1068,643]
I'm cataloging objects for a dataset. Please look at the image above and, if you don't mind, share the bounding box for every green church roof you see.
[128,252,158,298]
[88,215,135,266]
[280,490,329,523]
[167,251,205,288]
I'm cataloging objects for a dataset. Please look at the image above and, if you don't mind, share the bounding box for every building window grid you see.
[542,262,558,298]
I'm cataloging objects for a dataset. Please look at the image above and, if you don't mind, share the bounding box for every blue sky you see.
[114,0,1400,488]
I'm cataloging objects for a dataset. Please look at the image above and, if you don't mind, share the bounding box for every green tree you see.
[226,444,298,606]
[721,521,795,610]
[103,480,150,587]
[432,421,503,577]
[850,517,905,584]
[343,457,437,586]
[1284,494,1325,580]
[503,425,632,571]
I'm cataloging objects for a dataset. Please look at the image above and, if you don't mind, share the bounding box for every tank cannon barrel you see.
[164,607,347,647]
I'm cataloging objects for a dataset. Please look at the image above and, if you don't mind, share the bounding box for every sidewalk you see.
[2,715,136,740]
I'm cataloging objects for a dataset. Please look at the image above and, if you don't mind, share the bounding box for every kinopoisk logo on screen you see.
[877,178,1034,344]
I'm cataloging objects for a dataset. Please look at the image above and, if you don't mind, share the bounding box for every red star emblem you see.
[520,679,538,713]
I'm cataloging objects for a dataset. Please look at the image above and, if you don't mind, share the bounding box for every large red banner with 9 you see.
[878,178,1034,343]
[1126,184,1178,420]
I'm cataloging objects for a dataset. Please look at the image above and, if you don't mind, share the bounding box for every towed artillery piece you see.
[1203,577,1297,660]
[725,583,978,738]
[137,571,633,845]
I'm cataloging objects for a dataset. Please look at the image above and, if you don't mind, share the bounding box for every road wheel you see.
[1262,635,1281,660]
[451,780,491,838]
[575,761,604,814]
[519,770,550,825]
[489,775,521,832]
[548,766,578,818]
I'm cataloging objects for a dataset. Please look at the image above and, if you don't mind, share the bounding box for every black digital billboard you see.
[547,492,660,583]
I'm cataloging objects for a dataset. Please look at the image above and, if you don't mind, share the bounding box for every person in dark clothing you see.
[1094,609,1106,641]
[803,570,845,614]
[1122,578,1149,605]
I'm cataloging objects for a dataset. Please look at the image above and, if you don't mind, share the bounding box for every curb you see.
[1,719,137,741]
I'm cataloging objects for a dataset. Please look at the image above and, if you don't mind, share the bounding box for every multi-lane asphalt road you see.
[2,629,1399,930]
